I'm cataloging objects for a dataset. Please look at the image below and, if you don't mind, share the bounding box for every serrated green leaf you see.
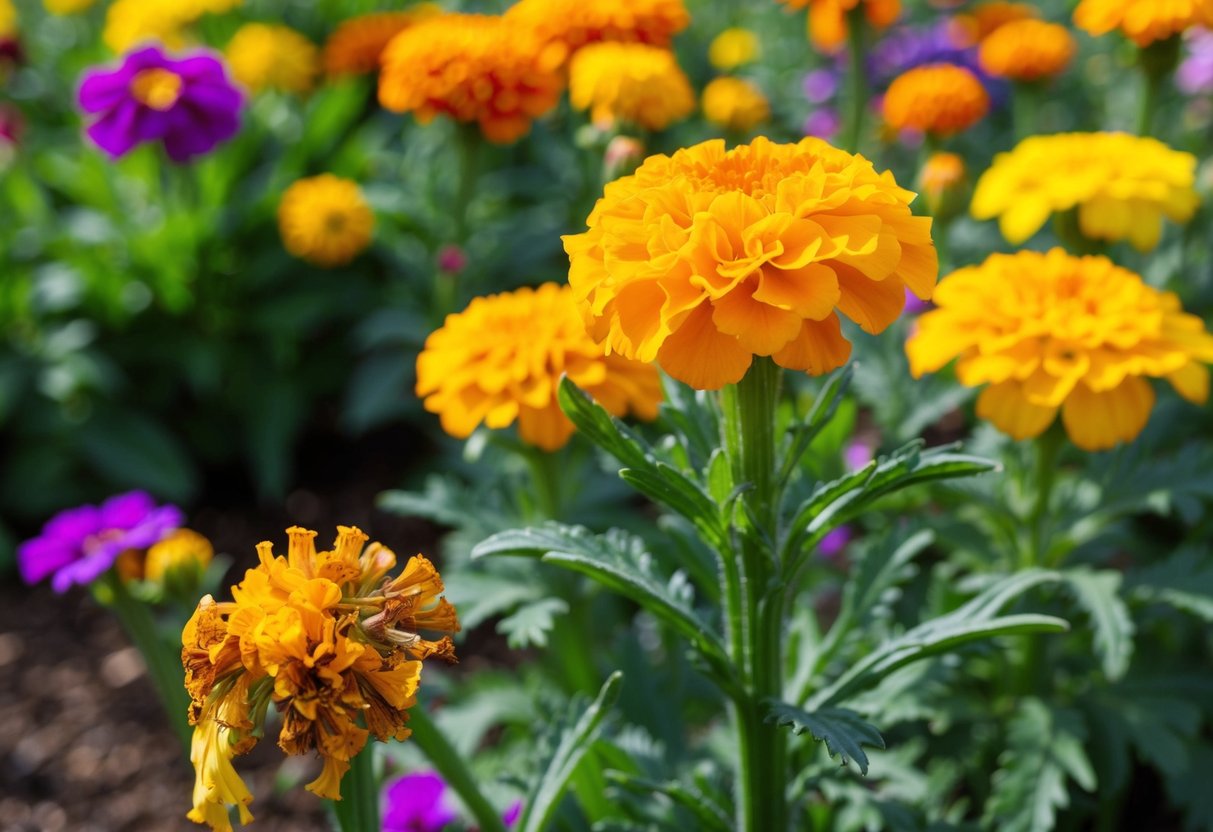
[606,771,732,832]
[1063,568,1134,681]
[1129,546,1213,621]
[777,365,854,487]
[496,597,568,649]
[765,702,885,775]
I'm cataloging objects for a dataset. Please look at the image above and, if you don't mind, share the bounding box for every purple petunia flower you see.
[818,526,853,560]
[869,20,1007,105]
[17,491,183,593]
[77,44,243,163]
[803,107,841,141]
[1178,29,1213,95]
[383,771,520,832]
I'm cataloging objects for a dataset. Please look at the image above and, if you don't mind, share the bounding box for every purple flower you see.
[803,108,841,141]
[903,286,931,316]
[818,526,853,560]
[869,21,1007,105]
[844,439,875,471]
[803,69,839,104]
[17,491,183,593]
[78,45,243,163]
[383,771,520,832]
[1178,29,1213,95]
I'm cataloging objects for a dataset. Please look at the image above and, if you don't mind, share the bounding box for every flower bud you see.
[145,528,213,594]
[604,135,645,181]
[918,151,968,221]
[437,244,467,275]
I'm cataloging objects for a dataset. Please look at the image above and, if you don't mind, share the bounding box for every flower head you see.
[225,23,319,94]
[101,0,239,53]
[504,0,690,54]
[907,250,1213,450]
[563,137,937,390]
[883,63,989,136]
[709,28,760,70]
[777,0,901,52]
[971,132,1199,251]
[79,45,243,162]
[182,526,460,829]
[979,19,1076,81]
[146,528,214,584]
[379,13,566,144]
[44,0,96,14]
[919,151,967,217]
[383,771,521,832]
[1178,27,1213,94]
[322,6,441,77]
[18,491,182,592]
[702,77,770,133]
[955,1,1038,42]
[1075,0,1213,47]
[569,42,694,131]
[416,283,663,451]
[278,174,374,267]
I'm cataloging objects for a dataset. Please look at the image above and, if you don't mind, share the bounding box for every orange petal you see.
[976,381,1057,440]
[772,313,852,376]
[657,303,753,390]
[1060,376,1155,451]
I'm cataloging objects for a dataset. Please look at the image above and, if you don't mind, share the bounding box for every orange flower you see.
[568,43,695,131]
[1075,0,1213,47]
[883,63,989,137]
[701,77,770,132]
[979,19,1076,81]
[379,13,566,143]
[323,5,441,76]
[505,0,689,54]
[563,137,937,390]
[953,1,1038,44]
[776,0,901,52]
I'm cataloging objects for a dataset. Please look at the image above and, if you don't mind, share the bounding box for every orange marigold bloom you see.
[323,5,441,76]
[416,283,663,451]
[919,151,967,217]
[908,249,1213,451]
[979,19,1076,81]
[776,0,901,52]
[569,43,695,131]
[883,63,989,136]
[563,137,937,391]
[182,526,458,830]
[378,13,566,143]
[953,1,1038,44]
[504,0,690,53]
[1075,0,1213,47]
[702,77,770,132]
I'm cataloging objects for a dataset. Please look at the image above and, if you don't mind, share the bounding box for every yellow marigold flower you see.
[44,0,96,15]
[569,42,695,131]
[1075,0,1213,47]
[978,19,1076,81]
[563,137,937,390]
[505,0,690,53]
[907,249,1213,451]
[323,6,441,77]
[226,23,319,94]
[278,174,374,267]
[709,27,760,70]
[182,526,459,829]
[416,283,663,451]
[702,77,770,132]
[379,13,566,144]
[776,0,901,52]
[145,528,213,584]
[971,132,1199,251]
[883,63,989,136]
[103,0,188,52]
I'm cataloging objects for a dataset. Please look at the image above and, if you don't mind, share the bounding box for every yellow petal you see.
[657,303,753,390]
[976,381,1057,440]
[1060,376,1155,451]
[772,313,852,376]
[1167,361,1209,404]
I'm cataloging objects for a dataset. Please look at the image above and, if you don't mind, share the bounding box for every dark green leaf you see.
[765,702,885,775]
[1062,568,1134,680]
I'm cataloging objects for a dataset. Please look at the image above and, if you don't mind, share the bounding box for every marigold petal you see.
[1061,376,1155,451]
[772,313,852,376]
[834,267,906,334]
[656,303,753,389]
[1167,361,1210,404]
[976,382,1057,440]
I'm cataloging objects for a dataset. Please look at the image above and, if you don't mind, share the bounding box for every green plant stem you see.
[1136,37,1181,137]
[331,743,379,832]
[1015,429,1064,696]
[1012,81,1039,140]
[842,9,869,154]
[523,447,564,522]
[1137,67,1163,137]
[435,123,482,321]
[408,706,509,832]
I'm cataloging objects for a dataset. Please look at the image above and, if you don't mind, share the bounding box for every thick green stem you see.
[408,706,509,832]
[331,743,379,832]
[1015,429,1064,696]
[523,447,564,522]
[842,9,869,154]
[1012,81,1040,140]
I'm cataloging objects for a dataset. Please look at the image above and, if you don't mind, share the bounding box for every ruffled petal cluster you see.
[883,63,990,136]
[908,249,1213,450]
[416,283,663,451]
[378,13,566,144]
[978,19,1075,81]
[702,77,770,132]
[569,43,695,131]
[563,137,937,391]
[182,526,459,830]
[505,0,689,54]
[278,174,374,267]
[1075,0,1213,47]
[971,132,1200,251]
[322,6,441,77]
[225,23,318,94]
[777,0,901,52]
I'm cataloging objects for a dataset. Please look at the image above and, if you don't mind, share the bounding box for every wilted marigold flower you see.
[182,526,459,830]
[278,174,374,267]
[709,27,760,70]
[563,137,937,390]
[505,0,690,54]
[569,43,695,131]
[379,13,565,144]
[971,132,1199,251]
[702,77,770,132]
[883,63,989,136]
[907,250,1213,450]
[416,283,663,451]
[322,6,440,77]
[777,0,901,53]
[979,19,1076,81]
[1075,0,1213,47]
[226,23,318,94]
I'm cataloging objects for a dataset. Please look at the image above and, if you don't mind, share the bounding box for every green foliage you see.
[765,703,886,775]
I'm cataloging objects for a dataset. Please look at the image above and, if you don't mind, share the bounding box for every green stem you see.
[435,123,482,321]
[409,706,509,832]
[1015,429,1064,696]
[331,743,379,832]
[1137,66,1163,137]
[842,9,869,154]
[1012,81,1039,141]
[523,446,564,522]
[1136,36,1181,137]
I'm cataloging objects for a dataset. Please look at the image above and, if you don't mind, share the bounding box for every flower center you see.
[82,528,125,555]
[130,68,184,111]
[323,211,348,234]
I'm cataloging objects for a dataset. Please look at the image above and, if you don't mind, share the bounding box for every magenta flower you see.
[383,771,520,832]
[818,525,853,560]
[78,44,243,163]
[17,491,183,592]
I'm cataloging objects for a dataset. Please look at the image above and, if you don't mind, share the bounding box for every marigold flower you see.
[702,77,770,132]
[777,0,901,53]
[1075,0,1213,47]
[883,63,989,136]
[44,0,96,15]
[379,13,566,144]
[569,42,695,131]
[978,19,1075,81]
[919,151,967,217]
[416,283,663,451]
[146,528,214,584]
[907,249,1213,450]
[709,27,760,70]
[226,23,318,94]
[322,6,441,77]
[971,132,1200,251]
[278,174,374,267]
[103,0,188,52]
[955,1,1038,43]
[504,0,690,53]
[563,137,937,390]
[182,526,459,830]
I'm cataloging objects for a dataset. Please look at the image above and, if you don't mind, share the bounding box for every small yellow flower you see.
[883,63,989,137]
[1075,0,1213,47]
[416,283,663,451]
[44,0,96,15]
[145,528,213,584]
[979,19,1076,81]
[708,28,760,70]
[702,77,770,133]
[569,42,695,131]
[323,6,441,77]
[776,0,901,52]
[0,0,15,38]
[103,0,188,52]
[505,0,690,54]
[907,249,1213,451]
[226,23,319,94]
[278,175,374,267]
[971,132,1200,251]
